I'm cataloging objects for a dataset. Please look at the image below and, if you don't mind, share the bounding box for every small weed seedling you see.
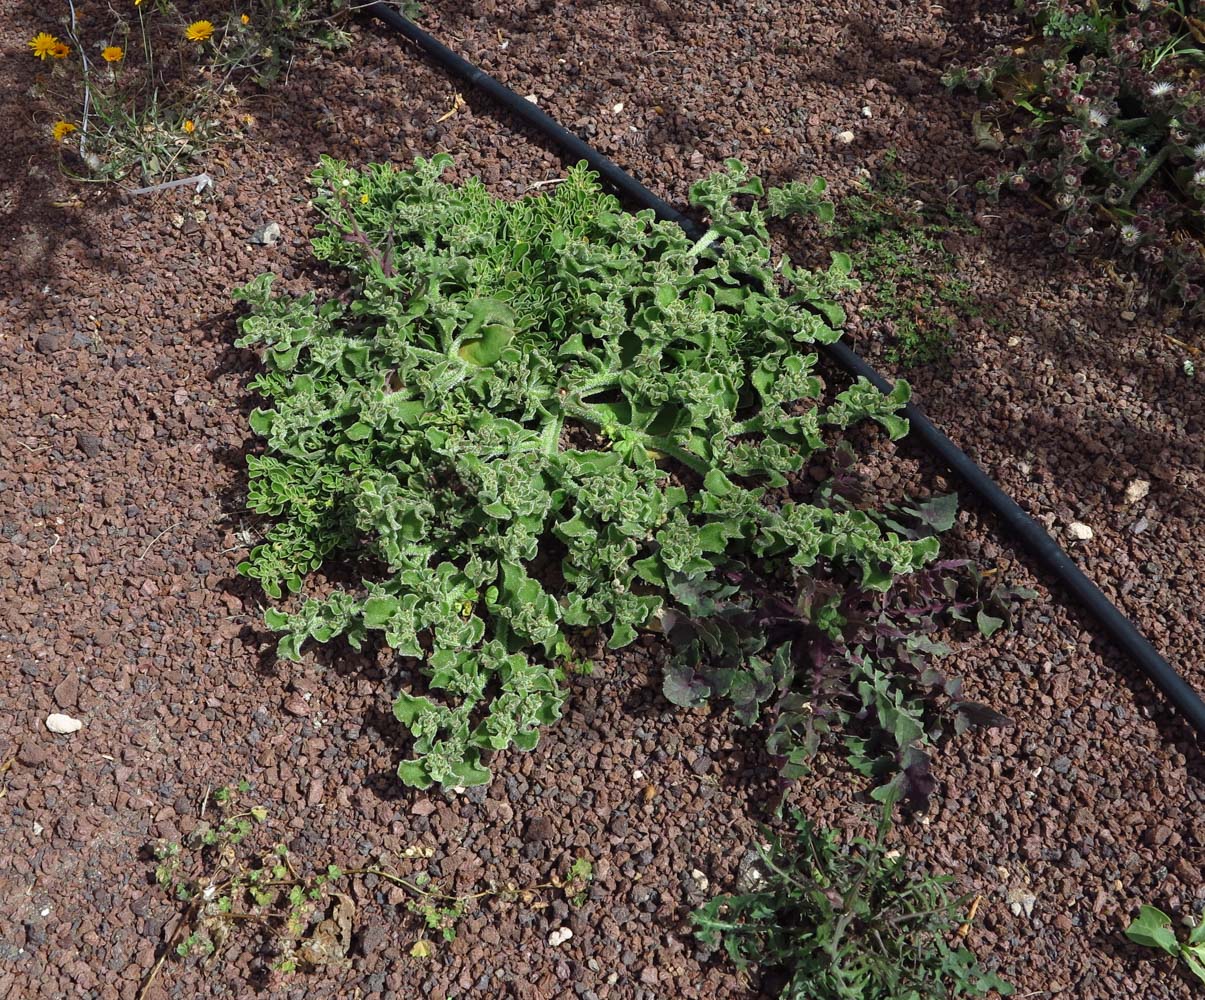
[142,781,594,994]
[1125,904,1205,986]
[145,782,367,994]
[692,804,1012,999]
[829,165,981,366]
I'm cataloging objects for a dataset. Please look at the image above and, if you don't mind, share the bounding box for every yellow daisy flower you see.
[102,45,124,63]
[241,13,250,24]
[52,120,77,142]
[29,32,60,60]
[51,41,71,59]
[360,193,370,204]
[182,119,196,134]
[185,20,214,42]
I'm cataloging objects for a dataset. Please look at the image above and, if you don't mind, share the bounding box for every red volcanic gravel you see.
[0,1,1201,999]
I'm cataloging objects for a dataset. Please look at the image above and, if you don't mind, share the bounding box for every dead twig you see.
[436,92,465,123]
[137,522,184,562]
[136,897,203,1000]
[956,893,984,939]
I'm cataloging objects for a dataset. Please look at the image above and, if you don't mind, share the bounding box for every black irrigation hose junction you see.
[361,2,1205,738]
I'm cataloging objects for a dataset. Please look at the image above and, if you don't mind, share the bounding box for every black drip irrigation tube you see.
[363,2,1205,739]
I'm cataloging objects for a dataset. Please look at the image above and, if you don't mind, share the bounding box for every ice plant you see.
[233,156,1014,795]
[28,32,60,60]
[52,121,77,142]
[102,45,123,63]
[185,20,215,43]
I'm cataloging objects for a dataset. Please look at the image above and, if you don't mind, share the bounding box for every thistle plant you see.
[692,805,1013,1000]
[946,0,1205,315]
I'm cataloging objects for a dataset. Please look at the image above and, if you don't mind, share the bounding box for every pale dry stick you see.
[283,52,298,88]
[135,898,208,1000]
[436,92,465,123]
[65,0,93,159]
[137,522,185,562]
[0,755,15,801]
[199,784,212,819]
[1165,332,1202,357]
[955,892,983,939]
[125,173,214,197]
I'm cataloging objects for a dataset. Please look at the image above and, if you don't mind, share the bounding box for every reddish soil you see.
[1,2,1202,999]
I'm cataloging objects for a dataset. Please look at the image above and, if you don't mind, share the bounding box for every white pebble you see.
[1067,522,1094,541]
[1006,888,1037,919]
[612,102,624,114]
[548,927,573,947]
[45,713,82,734]
[836,130,855,144]
[1124,479,1150,504]
[860,105,872,118]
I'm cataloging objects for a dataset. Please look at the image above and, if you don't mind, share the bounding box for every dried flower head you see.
[185,20,215,43]
[52,120,77,142]
[28,32,61,60]
[50,41,70,58]
[102,45,123,63]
